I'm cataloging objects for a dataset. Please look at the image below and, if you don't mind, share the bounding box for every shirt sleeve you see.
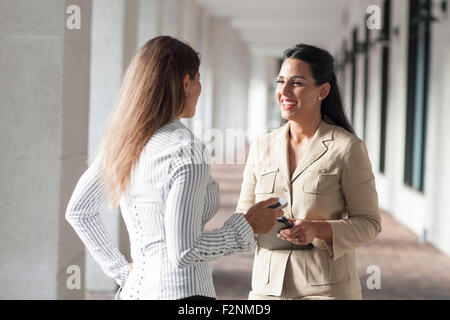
[65,156,131,287]
[164,157,256,269]
[201,175,220,226]
[325,139,382,260]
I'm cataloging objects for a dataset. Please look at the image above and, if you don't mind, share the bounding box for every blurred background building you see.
[1,0,450,299]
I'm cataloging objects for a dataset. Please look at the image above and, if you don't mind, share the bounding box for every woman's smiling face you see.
[276,58,323,121]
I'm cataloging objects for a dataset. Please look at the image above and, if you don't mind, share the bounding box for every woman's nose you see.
[281,82,291,95]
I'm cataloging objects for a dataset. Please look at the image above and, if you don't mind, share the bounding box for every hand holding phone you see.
[276,216,293,228]
[244,197,284,234]
[255,197,313,250]
[267,197,288,210]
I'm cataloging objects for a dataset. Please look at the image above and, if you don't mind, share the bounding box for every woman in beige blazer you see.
[236,43,382,300]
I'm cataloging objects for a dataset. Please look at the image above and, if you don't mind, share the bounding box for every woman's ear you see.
[183,74,191,97]
[319,82,331,100]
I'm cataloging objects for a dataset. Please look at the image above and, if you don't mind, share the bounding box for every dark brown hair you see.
[283,43,354,134]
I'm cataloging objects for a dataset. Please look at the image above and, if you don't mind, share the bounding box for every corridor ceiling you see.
[196,0,346,57]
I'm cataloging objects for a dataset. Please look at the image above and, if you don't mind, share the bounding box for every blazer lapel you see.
[277,122,291,189]
[290,120,334,183]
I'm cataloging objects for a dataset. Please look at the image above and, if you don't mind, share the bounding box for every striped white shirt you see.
[65,119,256,299]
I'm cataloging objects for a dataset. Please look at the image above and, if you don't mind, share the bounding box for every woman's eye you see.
[276,80,303,86]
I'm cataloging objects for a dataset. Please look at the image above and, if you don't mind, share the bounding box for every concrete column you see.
[426,10,450,255]
[210,17,250,134]
[181,0,200,48]
[247,55,279,143]
[247,56,269,143]
[161,0,182,38]
[0,0,91,299]
[159,0,194,129]
[87,0,138,293]
[193,7,214,137]
[137,0,161,49]
[181,0,202,132]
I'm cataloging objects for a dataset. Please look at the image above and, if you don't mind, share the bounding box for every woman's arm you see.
[325,139,382,260]
[164,140,282,269]
[65,156,131,287]
[164,159,257,269]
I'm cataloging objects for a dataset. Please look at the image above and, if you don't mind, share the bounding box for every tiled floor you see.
[86,163,450,300]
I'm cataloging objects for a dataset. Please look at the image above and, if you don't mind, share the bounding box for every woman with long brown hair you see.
[237,43,381,299]
[65,36,282,300]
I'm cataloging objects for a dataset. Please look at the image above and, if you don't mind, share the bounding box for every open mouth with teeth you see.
[280,99,298,110]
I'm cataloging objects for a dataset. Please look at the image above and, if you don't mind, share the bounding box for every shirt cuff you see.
[116,263,131,288]
[225,213,257,250]
[325,220,346,260]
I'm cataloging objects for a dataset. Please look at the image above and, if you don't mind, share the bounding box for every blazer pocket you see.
[303,168,339,195]
[252,247,273,285]
[255,167,278,194]
[305,249,349,285]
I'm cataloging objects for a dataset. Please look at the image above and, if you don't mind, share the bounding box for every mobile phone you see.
[268,197,288,210]
[256,214,314,250]
[276,216,293,228]
[276,216,314,250]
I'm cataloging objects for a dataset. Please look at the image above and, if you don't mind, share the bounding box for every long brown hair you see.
[96,36,200,210]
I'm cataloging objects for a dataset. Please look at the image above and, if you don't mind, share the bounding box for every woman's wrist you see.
[313,221,332,242]
[243,212,255,231]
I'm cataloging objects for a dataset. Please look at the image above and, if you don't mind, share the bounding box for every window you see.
[362,14,370,141]
[336,41,347,95]
[404,0,431,191]
[379,0,391,174]
[350,28,358,124]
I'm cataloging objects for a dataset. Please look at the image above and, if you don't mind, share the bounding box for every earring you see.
[318,96,322,101]
[185,93,190,99]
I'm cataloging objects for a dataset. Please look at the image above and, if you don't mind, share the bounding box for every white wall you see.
[426,3,450,254]
[210,17,250,134]
[0,0,91,299]
[192,5,214,134]
[247,55,279,143]
[137,0,160,49]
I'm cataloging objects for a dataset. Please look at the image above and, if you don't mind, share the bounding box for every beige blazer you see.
[236,120,382,298]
